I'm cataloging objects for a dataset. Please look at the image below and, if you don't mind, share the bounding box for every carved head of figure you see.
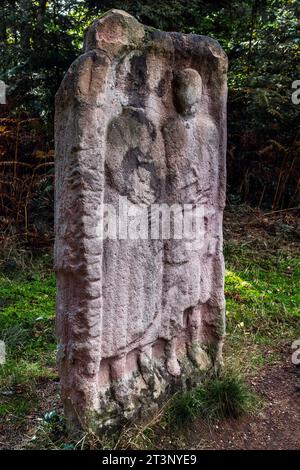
[173,68,202,116]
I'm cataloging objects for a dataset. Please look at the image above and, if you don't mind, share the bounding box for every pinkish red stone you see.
[55,9,227,432]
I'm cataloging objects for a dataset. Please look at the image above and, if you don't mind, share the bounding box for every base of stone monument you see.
[62,339,223,434]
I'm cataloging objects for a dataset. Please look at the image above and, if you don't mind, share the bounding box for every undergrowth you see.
[166,373,257,428]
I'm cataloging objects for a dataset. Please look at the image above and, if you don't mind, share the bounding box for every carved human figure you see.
[162,68,224,374]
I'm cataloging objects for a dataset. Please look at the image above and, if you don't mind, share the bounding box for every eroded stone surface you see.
[55,9,227,431]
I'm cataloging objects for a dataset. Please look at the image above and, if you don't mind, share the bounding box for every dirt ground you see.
[174,353,300,450]
[0,379,61,450]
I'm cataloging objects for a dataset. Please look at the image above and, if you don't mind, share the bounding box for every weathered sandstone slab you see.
[55,9,227,431]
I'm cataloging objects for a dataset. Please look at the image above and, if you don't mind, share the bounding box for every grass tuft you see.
[167,373,257,427]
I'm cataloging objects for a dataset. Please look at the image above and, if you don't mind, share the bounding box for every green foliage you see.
[0,0,91,122]
[167,373,257,427]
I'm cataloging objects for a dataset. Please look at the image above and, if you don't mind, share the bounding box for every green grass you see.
[0,262,56,351]
[0,257,57,422]
[225,244,300,340]
[0,397,34,420]
[167,373,257,427]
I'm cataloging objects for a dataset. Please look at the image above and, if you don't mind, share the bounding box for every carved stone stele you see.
[55,9,227,432]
